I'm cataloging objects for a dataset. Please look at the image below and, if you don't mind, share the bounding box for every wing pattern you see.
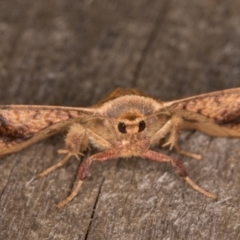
[163,88,240,137]
[164,88,240,124]
[0,105,93,155]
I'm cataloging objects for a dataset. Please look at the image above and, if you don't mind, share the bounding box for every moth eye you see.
[138,120,145,132]
[118,122,127,133]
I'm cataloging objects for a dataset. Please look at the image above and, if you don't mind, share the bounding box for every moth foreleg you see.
[39,123,88,177]
[57,149,117,208]
[150,119,173,146]
[151,116,182,150]
[63,123,88,156]
[142,150,217,200]
[162,116,182,150]
[39,152,73,177]
[152,117,201,160]
[86,128,112,150]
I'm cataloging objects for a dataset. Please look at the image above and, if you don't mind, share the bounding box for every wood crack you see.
[132,0,171,83]
[83,177,105,240]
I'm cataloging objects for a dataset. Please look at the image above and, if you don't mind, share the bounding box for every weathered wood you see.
[1,0,240,239]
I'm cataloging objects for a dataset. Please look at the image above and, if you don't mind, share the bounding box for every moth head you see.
[117,111,146,134]
[117,120,145,134]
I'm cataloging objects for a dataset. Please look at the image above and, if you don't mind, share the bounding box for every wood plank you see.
[1,0,240,239]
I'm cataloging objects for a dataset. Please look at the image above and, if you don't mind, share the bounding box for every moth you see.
[1,88,240,208]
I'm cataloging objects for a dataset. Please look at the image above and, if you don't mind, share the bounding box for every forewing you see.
[163,88,240,137]
[0,105,94,156]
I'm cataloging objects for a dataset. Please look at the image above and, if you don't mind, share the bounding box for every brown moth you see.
[1,88,240,208]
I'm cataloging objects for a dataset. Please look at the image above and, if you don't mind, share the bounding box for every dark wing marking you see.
[0,105,94,156]
[163,88,240,137]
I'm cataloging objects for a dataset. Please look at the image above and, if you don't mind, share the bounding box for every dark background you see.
[0,0,240,239]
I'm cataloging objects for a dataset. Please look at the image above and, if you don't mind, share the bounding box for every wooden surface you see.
[1,0,240,239]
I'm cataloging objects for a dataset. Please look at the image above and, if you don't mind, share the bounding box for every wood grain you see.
[0,0,240,239]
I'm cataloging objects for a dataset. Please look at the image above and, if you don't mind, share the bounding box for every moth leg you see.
[57,149,117,208]
[39,124,88,177]
[150,119,173,145]
[155,118,201,160]
[148,116,201,160]
[174,142,202,160]
[162,118,182,150]
[142,150,217,200]
[39,153,73,177]
[151,117,183,150]
[86,128,113,150]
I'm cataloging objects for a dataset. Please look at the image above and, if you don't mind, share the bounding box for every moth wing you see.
[163,88,240,137]
[0,105,95,156]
